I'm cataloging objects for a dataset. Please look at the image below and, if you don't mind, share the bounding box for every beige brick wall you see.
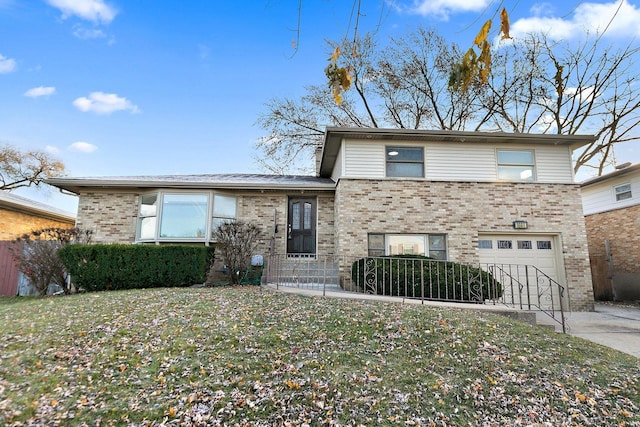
[76,191,138,243]
[585,204,640,274]
[75,190,335,256]
[0,209,75,240]
[334,179,594,311]
[216,191,334,256]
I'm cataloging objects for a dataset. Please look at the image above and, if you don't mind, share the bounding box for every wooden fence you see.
[589,254,613,301]
[0,241,19,296]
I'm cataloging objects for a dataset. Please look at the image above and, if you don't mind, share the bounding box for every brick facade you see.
[0,209,75,240]
[76,191,138,243]
[585,204,640,274]
[334,179,594,311]
[239,192,335,256]
[75,190,335,256]
[73,181,593,311]
[584,205,640,300]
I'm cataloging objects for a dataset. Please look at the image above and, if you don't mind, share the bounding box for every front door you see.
[287,197,316,255]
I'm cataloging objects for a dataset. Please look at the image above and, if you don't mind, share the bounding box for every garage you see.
[477,234,564,310]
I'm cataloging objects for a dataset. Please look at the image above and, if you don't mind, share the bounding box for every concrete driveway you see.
[565,303,640,358]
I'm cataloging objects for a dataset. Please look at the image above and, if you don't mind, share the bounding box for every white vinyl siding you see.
[581,172,640,215]
[343,140,385,178]
[337,140,575,183]
[425,143,496,181]
[534,146,574,183]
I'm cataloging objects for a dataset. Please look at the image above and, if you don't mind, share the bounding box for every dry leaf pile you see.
[0,287,638,426]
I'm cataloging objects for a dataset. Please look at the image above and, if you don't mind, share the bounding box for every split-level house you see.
[47,127,595,311]
[581,162,640,301]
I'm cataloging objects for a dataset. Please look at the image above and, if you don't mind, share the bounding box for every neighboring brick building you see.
[0,191,76,296]
[0,191,76,239]
[581,163,640,301]
[48,128,596,311]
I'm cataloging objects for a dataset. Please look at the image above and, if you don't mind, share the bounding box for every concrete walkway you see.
[564,303,640,358]
[263,284,640,358]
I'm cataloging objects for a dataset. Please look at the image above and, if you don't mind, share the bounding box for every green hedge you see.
[351,255,502,302]
[59,244,214,292]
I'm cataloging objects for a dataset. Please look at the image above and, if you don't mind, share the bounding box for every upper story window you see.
[614,183,632,201]
[136,192,237,242]
[386,146,424,177]
[497,149,535,181]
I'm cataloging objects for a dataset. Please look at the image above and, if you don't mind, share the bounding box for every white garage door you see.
[478,234,563,310]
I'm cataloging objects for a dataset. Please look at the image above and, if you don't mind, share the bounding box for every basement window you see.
[368,233,447,260]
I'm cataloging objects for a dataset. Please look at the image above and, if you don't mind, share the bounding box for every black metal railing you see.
[264,255,566,332]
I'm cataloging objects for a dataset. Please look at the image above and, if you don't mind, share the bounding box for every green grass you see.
[0,287,639,426]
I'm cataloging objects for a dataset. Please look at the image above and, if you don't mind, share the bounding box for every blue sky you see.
[2,0,640,213]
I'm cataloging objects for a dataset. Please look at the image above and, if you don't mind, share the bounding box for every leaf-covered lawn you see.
[0,287,639,426]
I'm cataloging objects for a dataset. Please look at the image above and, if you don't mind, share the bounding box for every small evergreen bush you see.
[351,255,502,302]
[59,244,214,292]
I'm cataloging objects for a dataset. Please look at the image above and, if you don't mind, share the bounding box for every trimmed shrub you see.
[351,255,502,302]
[59,244,214,292]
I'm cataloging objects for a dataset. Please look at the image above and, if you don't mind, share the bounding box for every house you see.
[0,191,76,296]
[46,127,596,311]
[581,162,640,301]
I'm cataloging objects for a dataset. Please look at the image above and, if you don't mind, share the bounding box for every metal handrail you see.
[264,254,567,332]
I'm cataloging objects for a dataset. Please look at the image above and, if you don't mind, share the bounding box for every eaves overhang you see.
[319,127,597,177]
[0,191,76,222]
[580,163,640,187]
[46,174,337,195]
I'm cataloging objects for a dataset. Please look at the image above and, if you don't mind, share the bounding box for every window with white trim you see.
[614,183,632,201]
[138,193,158,240]
[160,194,208,238]
[212,194,238,236]
[386,146,424,177]
[497,149,535,181]
[368,233,447,260]
[136,192,237,242]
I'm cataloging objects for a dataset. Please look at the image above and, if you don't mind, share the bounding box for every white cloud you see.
[511,0,640,40]
[409,0,491,20]
[24,86,56,98]
[0,54,16,73]
[73,26,106,39]
[564,85,597,104]
[45,0,117,24]
[68,141,98,153]
[73,91,141,115]
[45,145,60,155]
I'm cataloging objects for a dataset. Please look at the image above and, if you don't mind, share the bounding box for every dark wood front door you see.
[287,197,316,255]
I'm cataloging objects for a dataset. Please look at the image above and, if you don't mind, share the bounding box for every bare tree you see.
[11,228,92,295]
[211,221,262,285]
[0,145,65,191]
[257,28,640,176]
[485,33,640,175]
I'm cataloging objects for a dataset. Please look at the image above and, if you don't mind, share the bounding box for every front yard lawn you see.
[1,287,638,426]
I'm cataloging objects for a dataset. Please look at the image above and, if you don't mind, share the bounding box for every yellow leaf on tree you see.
[474,20,492,47]
[500,8,512,40]
[331,46,341,62]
